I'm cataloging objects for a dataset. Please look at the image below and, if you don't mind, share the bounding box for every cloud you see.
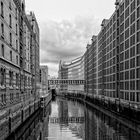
[40,15,100,76]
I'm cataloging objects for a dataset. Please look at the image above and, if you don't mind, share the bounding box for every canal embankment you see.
[57,90,140,124]
[0,92,52,140]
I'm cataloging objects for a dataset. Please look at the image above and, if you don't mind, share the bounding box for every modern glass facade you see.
[59,56,85,92]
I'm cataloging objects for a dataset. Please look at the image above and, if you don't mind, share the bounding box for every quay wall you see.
[0,92,52,140]
[58,90,140,123]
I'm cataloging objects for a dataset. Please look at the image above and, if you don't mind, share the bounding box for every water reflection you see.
[6,97,140,140]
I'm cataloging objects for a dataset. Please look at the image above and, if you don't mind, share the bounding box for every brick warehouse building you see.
[85,0,140,108]
[0,0,40,136]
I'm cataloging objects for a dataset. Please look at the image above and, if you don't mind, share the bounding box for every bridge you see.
[48,79,85,85]
[49,117,84,123]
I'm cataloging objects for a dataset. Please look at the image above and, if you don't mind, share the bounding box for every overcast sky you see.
[25,0,115,77]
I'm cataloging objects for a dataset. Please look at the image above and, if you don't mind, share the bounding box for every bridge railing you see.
[48,80,85,85]
[49,117,85,123]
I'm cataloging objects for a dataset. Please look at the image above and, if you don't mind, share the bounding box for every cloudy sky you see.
[25,0,115,77]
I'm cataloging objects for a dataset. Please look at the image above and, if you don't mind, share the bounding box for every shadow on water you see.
[5,97,140,140]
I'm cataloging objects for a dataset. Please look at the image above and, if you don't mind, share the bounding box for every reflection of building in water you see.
[85,105,99,140]
[40,103,51,140]
[85,105,140,140]
[68,101,85,140]
[58,99,68,120]
[68,101,84,117]
[68,123,85,140]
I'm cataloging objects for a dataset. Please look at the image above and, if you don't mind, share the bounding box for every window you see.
[1,2,4,17]
[10,33,12,46]
[137,7,140,18]
[125,39,129,49]
[136,92,140,102]
[125,60,129,69]
[10,51,12,61]
[1,94,6,103]
[130,0,135,13]
[137,31,140,43]
[137,43,140,54]
[125,82,129,90]
[130,35,135,46]
[125,7,129,19]
[137,68,140,78]
[16,40,18,51]
[130,92,135,101]
[15,8,18,19]
[9,1,12,10]
[0,68,6,86]
[130,12,135,24]
[125,71,129,80]
[130,69,135,79]
[120,13,124,24]
[10,93,14,102]
[137,56,140,66]
[120,33,124,43]
[120,3,124,14]
[9,71,13,86]
[16,55,18,65]
[16,24,18,35]
[130,46,135,57]
[125,50,129,59]
[1,44,4,57]
[1,23,4,37]
[130,58,135,68]
[125,17,129,29]
[130,81,135,90]
[28,77,30,87]
[9,14,12,28]
[137,19,140,30]
[136,80,140,90]
[125,28,129,39]
[16,73,19,87]
[125,0,129,8]
[130,23,135,35]
[138,0,140,6]
[16,93,19,100]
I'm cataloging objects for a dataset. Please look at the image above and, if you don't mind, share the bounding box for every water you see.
[7,97,140,140]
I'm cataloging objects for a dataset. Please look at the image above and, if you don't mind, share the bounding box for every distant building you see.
[58,56,85,92]
[39,65,48,96]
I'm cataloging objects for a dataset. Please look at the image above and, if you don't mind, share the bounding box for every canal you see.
[6,97,140,140]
